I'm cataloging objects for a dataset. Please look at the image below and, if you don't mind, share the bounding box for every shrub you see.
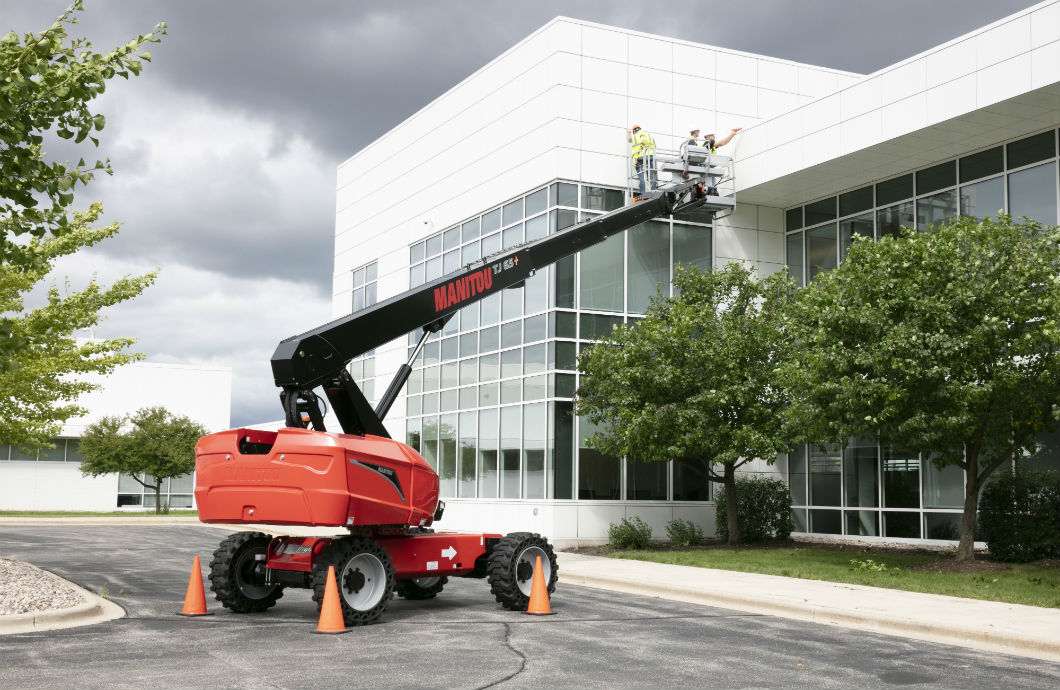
[979,469,1060,562]
[715,475,793,543]
[608,516,653,550]
[665,519,704,547]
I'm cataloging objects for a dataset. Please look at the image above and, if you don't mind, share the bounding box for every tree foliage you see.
[783,214,1060,559]
[577,261,797,544]
[80,407,207,514]
[1,2,164,448]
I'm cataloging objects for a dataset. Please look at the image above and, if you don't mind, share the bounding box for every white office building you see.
[333,5,1059,543]
[0,360,231,511]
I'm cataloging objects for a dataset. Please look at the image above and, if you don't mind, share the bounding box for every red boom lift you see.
[194,151,735,625]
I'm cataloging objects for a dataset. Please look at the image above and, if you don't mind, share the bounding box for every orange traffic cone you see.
[523,555,555,615]
[314,565,349,634]
[177,555,214,616]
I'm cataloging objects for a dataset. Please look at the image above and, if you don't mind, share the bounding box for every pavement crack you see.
[475,622,527,689]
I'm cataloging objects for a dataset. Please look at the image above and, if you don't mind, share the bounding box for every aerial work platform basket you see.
[628,143,735,220]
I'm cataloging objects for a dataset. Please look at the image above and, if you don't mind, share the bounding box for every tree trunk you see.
[153,483,162,515]
[956,450,979,561]
[724,464,741,545]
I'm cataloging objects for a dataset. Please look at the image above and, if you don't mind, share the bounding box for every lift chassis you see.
[194,155,734,625]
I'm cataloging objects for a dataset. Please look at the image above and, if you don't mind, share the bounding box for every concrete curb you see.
[0,566,125,635]
[558,553,1060,663]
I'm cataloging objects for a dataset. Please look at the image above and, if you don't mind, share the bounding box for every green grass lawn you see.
[0,510,200,517]
[607,546,1060,608]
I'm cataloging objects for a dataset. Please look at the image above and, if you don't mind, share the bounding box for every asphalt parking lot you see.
[1,525,1058,689]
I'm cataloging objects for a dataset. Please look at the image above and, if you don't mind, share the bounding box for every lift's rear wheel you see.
[209,531,284,612]
[312,537,395,626]
[486,532,557,610]
[395,576,448,600]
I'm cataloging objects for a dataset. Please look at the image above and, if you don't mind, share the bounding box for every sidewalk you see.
[558,551,1060,662]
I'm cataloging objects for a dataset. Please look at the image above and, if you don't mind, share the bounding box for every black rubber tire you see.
[486,532,558,610]
[395,576,449,600]
[208,531,284,613]
[312,537,395,626]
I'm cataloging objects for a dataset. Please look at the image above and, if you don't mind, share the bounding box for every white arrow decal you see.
[441,546,457,561]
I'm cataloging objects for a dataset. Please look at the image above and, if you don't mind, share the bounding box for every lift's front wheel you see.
[209,531,284,612]
[486,532,557,610]
[312,537,395,626]
[395,576,448,600]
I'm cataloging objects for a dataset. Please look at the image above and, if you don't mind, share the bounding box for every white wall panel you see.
[673,43,715,78]
[673,105,714,140]
[716,52,757,86]
[544,18,581,55]
[758,226,784,263]
[628,34,672,71]
[627,97,674,140]
[759,89,799,119]
[840,109,883,155]
[716,81,757,117]
[1031,2,1060,48]
[798,68,839,97]
[1031,41,1060,89]
[766,110,802,149]
[757,206,784,234]
[800,124,840,169]
[629,65,673,103]
[581,25,627,62]
[926,73,977,123]
[546,50,582,89]
[582,89,628,127]
[550,84,583,121]
[758,60,798,93]
[582,56,628,96]
[580,151,626,187]
[977,53,1034,108]
[673,73,715,109]
[333,270,352,296]
[577,504,626,539]
[925,38,977,88]
[882,59,927,104]
[881,92,928,139]
[841,76,882,120]
[976,15,1031,69]
[581,121,625,156]
[800,93,841,135]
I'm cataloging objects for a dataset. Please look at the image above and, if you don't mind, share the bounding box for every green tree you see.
[1,2,164,449]
[577,262,797,544]
[80,407,208,514]
[783,214,1060,560]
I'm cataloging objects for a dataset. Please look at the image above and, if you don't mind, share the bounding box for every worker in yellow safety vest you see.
[627,125,656,196]
[702,127,742,153]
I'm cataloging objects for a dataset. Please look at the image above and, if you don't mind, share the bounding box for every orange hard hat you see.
[631,125,641,131]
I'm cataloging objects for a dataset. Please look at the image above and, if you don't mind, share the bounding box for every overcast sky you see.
[3,0,1042,427]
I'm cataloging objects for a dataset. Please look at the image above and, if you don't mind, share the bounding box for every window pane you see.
[480,292,500,326]
[805,223,837,281]
[1007,130,1056,170]
[501,348,521,378]
[922,458,964,509]
[462,242,481,265]
[458,412,477,498]
[924,512,961,540]
[524,271,547,315]
[845,510,879,537]
[459,357,477,386]
[839,185,873,217]
[580,233,624,312]
[500,379,521,404]
[426,234,442,256]
[550,372,576,398]
[411,242,426,264]
[441,337,458,362]
[523,403,546,499]
[553,208,578,233]
[526,188,548,216]
[582,186,623,212]
[916,188,958,231]
[882,447,920,509]
[501,406,521,498]
[480,352,499,381]
[524,374,546,401]
[425,256,442,281]
[524,313,547,343]
[503,199,523,226]
[423,364,440,390]
[65,439,82,464]
[578,417,620,500]
[443,227,460,251]
[410,263,425,288]
[461,303,479,330]
[628,460,667,500]
[481,208,501,234]
[501,321,521,349]
[443,249,460,273]
[960,146,1003,183]
[353,268,366,288]
[552,255,576,308]
[459,386,477,409]
[551,341,577,370]
[502,223,523,249]
[876,174,913,206]
[839,213,873,261]
[524,343,546,374]
[673,225,711,273]
[876,202,914,239]
[552,402,575,499]
[481,232,501,257]
[809,444,841,506]
[502,285,523,320]
[916,160,955,196]
[785,207,802,231]
[461,218,481,243]
[525,214,547,242]
[883,511,920,538]
[579,313,623,340]
[439,414,457,497]
[10,445,36,461]
[478,408,498,498]
[789,445,807,505]
[459,332,477,358]
[421,418,439,470]
[627,220,670,313]
[480,326,499,353]
[843,440,878,507]
[352,289,364,313]
[38,439,66,462]
[960,176,1005,221]
[810,509,842,534]
[804,197,837,225]
[1008,162,1057,225]
[673,459,710,501]
[553,182,578,207]
[479,382,499,405]
[550,311,576,339]
[785,232,804,287]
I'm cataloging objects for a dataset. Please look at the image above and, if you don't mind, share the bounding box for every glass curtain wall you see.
[403,180,714,503]
[784,128,1060,537]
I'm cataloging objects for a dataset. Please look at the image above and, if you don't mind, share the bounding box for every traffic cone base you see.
[314,565,349,634]
[178,554,214,617]
[523,555,555,616]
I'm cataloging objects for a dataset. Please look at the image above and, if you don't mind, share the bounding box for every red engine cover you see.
[194,428,440,528]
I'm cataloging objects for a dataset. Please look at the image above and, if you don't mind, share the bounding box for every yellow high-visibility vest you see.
[631,131,655,160]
